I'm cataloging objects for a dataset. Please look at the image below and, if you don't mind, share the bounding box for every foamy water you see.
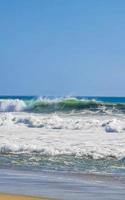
[0,97,125,174]
[0,112,125,158]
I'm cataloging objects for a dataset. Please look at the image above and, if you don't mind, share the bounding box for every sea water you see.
[0,96,125,175]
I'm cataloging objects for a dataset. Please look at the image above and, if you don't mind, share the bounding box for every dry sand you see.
[0,193,54,200]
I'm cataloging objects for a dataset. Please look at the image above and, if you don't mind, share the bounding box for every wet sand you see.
[0,168,125,200]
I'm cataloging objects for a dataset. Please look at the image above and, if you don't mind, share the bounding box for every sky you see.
[0,0,125,96]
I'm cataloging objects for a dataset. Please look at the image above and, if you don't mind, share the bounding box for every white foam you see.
[0,112,125,159]
[0,99,26,112]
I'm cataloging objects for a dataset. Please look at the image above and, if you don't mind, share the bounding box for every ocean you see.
[0,96,125,174]
[0,96,125,199]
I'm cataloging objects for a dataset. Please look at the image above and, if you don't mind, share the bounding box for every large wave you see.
[0,97,125,113]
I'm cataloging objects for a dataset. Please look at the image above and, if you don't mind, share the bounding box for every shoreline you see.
[0,168,125,200]
[1,166,125,186]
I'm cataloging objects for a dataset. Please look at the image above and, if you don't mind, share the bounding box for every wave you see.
[0,97,125,113]
[0,112,125,163]
[0,112,125,133]
[0,99,26,112]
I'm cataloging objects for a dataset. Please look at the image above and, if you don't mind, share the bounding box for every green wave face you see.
[27,98,125,113]
[0,97,125,113]
[31,98,99,112]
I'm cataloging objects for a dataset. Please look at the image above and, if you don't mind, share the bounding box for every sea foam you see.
[0,99,26,112]
[0,112,125,160]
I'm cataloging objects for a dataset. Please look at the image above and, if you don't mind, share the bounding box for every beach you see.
[0,168,125,200]
[0,194,51,200]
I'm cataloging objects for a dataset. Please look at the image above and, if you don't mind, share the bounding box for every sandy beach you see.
[0,194,53,200]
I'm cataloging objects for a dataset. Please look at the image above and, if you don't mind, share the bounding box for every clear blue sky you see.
[0,0,125,96]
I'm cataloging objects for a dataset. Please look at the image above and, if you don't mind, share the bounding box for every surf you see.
[0,96,125,113]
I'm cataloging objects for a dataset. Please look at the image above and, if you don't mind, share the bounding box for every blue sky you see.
[0,0,125,96]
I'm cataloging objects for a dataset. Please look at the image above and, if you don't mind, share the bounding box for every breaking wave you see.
[0,97,125,113]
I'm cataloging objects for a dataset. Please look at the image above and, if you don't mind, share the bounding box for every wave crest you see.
[0,97,125,113]
[0,99,26,112]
